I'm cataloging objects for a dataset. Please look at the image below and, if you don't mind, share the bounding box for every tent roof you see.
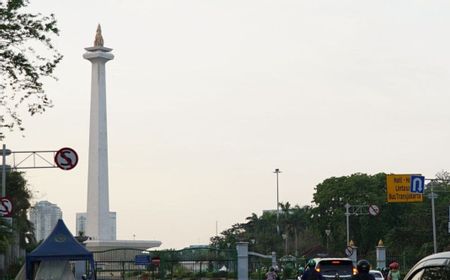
[28,219,92,259]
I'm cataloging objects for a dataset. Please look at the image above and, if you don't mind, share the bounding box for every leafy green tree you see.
[288,205,315,256]
[210,223,245,250]
[211,204,318,257]
[312,173,387,256]
[419,171,450,253]
[210,171,450,266]
[245,211,280,253]
[0,171,36,253]
[0,0,62,139]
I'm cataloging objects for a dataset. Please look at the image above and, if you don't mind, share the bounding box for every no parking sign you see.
[54,147,78,170]
[0,197,13,217]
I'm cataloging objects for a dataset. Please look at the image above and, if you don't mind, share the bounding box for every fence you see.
[92,247,237,280]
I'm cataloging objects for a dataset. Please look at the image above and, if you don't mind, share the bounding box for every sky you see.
[3,0,450,249]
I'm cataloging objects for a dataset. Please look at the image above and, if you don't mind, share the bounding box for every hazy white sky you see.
[4,0,450,249]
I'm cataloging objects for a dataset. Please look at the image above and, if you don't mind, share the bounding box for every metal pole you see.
[276,171,279,234]
[2,144,6,197]
[431,185,437,254]
[295,227,298,256]
[0,144,4,275]
[285,235,288,256]
[448,206,450,234]
[274,169,281,235]
[325,229,331,253]
[345,203,350,246]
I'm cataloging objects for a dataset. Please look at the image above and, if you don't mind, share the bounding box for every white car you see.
[403,251,450,280]
[369,270,384,280]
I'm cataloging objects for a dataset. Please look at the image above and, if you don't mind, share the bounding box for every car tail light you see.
[353,267,357,275]
[331,261,341,264]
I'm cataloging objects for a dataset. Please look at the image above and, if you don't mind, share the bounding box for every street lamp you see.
[274,168,282,235]
[282,233,287,256]
[325,229,331,253]
[250,238,256,250]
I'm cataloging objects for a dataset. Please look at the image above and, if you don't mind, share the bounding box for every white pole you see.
[2,144,6,197]
[274,169,281,235]
[431,185,437,253]
[0,144,6,275]
[345,203,350,246]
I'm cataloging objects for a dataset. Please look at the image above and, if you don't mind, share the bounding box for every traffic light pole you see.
[344,203,370,246]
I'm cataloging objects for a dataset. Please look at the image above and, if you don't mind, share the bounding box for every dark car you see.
[403,251,450,280]
[315,258,356,280]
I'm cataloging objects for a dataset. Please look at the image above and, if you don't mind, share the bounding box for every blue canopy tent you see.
[25,219,95,280]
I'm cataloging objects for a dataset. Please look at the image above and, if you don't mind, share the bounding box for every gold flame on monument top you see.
[94,24,104,47]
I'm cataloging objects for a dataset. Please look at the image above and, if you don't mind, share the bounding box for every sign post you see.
[411,176,425,193]
[54,147,79,170]
[386,174,423,203]
[0,197,13,233]
[345,246,353,257]
[0,197,13,217]
[1,144,11,197]
[368,205,380,216]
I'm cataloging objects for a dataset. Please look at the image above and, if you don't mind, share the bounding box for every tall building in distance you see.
[76,212,116,240]
[75,213,87,236]
[29,201,63,241]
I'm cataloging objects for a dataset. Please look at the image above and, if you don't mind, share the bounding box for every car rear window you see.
[318,260,354,276]
[370,271,382,277]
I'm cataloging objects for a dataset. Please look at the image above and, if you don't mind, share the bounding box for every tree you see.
[211,205,318,257]
[0,0,63,139]
[312,173,389,255]
[0,171,36,277]
[0,171,36,253]
[210,223,246,250]
[209,171,450,265]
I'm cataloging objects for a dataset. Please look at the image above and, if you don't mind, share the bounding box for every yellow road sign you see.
[386,174,423,203]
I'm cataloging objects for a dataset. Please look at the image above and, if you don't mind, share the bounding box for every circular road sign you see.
[345,246,353,257]
[54,147,78,170]
[368,204,380,216]
[0,197,13,217]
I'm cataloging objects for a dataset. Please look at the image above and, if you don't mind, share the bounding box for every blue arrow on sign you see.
[410,175,425,193]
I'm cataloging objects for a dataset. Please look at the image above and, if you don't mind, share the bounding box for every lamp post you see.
[273,169,282,235]
[325,229,331,253]
[250,239,256,251]
[282,233,287,256]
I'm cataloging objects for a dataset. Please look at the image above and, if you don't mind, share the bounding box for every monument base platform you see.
[85,240,162,251]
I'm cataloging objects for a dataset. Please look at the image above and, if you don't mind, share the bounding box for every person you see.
[351,260,375,280]
[301,259,324,280]
[266,267,278,280]
[297,266,305,280]
[387,262,400,280]
[381,267,389,280]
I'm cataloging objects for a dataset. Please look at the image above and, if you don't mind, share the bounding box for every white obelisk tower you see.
[83,25,116,240]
